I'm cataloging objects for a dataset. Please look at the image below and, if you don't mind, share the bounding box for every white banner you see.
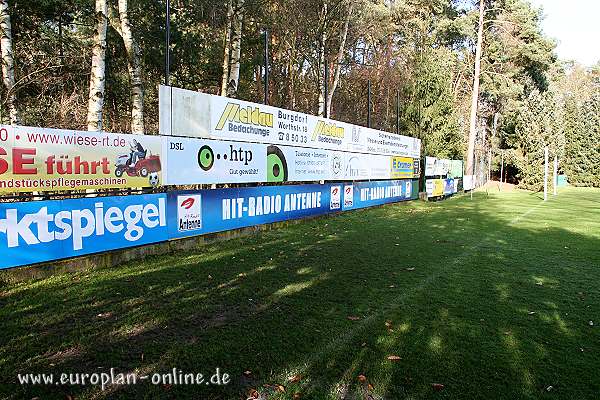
[425,156,452,176]
[277,145,331,182]
[159,86,421,158]
[164,137,266,185]
[425,157,436,176]
[164,136,404,185]
[463,175,474,190]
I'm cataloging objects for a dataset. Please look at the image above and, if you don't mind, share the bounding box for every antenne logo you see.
[312,121,345,141]
[344,185,354,208]
[177,195,202,232]
[330,186,341,210]
[215,103,273,130]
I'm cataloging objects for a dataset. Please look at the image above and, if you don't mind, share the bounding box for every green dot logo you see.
[198,145,215,171]
[267,145,288,182]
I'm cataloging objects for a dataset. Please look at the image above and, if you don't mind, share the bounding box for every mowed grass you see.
[1,187,600,400]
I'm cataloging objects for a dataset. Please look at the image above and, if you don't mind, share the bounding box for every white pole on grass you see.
[553,155,558,196]
[500,153,504,192]
[544,146,548,201]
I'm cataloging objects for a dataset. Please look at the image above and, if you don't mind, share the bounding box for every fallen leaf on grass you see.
[276,384,286,392]
[248,389,259,399]
[432,383,444,391]
[387,355,402,361]
[293,393,301,399]
[368,383,374,390]
[358,374,367,382]
[347,316,361,321]
[289,375,302,383]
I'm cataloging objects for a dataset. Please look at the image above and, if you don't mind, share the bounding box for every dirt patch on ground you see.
[479,180,518,192]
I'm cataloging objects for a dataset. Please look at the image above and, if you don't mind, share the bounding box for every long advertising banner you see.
[158,85,421,158]
[0,180,417,269]
[163,137,411,185]
[0,125,164,193]
[0,124,419,192]
[169,180,417,239]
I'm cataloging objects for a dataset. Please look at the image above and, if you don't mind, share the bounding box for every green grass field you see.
[1,187,600,400]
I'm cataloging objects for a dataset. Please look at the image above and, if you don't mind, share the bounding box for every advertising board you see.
[390,156,416,179]
[164,136,415,184]
[0,125,163,193]
[0,194,168,269]
[167,180,418,240]
[426,179,445,198]
[158,86,421,158]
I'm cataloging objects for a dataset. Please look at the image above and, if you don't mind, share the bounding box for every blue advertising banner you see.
[443,178,455,195]
[343,180,414,210]
[1,180,418,269]
[168,180,418,240]
[0,194,168,269]
[168,184,333,239]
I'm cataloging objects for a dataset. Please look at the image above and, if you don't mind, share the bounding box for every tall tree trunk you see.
[220,0,233,96]
[326,1,352,117]
[466,0,484,177]
[226,0,243,98]
[87,0,108,131]
[116,0,144,133]
[0,0,19,124]
[317,2,327,117]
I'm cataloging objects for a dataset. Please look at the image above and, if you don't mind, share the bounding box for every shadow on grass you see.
[1,189,599,400]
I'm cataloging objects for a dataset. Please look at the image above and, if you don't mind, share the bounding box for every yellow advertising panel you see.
[0,125,163,193]
[433,179,444,196]
[426,178,445,198]
[390,156,415,179]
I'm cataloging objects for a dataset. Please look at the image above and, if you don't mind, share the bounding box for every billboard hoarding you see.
[159,85,421,158]
[165,136,417,185]
[2,180,418,269]
[168,180,418,240]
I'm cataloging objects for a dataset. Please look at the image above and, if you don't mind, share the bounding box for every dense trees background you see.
[0,0,598,188]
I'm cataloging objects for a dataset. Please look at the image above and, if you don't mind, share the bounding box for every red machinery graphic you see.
[115,152,161,178]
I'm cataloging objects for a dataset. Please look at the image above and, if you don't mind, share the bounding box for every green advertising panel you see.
[449,160,463,179]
